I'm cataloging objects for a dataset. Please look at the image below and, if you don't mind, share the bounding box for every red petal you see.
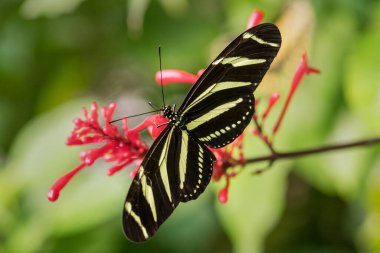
[155,70,199,85]
[218,186,229,204]
[246,9,264,29]
[262,92,280,119]
[47,163,87,201]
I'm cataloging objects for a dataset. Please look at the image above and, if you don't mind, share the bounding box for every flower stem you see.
[243,136,380,165]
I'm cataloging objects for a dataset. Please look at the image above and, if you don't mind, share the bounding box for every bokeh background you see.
[1,0,380,252]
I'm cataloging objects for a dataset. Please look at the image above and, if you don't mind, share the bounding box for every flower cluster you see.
[48,9,319,204]
[48,103,168,201]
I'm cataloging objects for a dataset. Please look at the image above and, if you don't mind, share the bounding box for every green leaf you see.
[357,155,380,252]
[20,0,87,19]
[214,161,289,253]
[345,24,380,132]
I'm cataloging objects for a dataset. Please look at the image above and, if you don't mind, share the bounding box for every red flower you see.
[48,102,167,201]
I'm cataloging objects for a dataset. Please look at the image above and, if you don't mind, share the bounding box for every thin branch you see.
[252,117,275,153]
[242,136,380,165]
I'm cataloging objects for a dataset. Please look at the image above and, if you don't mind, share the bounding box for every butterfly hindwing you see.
[175,129,215,202]
[178,23,281,148]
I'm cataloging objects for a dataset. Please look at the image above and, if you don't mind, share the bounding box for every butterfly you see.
[123,23,281,242]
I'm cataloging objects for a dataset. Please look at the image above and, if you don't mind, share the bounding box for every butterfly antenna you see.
[158,46,165,107]
[109,109,161,124]
[148,101,159,110]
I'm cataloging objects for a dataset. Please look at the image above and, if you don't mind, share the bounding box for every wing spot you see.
[215,131,221,136]
[221,129,226,134]
[232,124,237,128]
[251,34,280,47]
[219,57,266,67]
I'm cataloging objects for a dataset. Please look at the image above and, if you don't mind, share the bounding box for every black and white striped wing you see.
[123,127,215,242]
[178,23,281,148]
[123,23,281,242]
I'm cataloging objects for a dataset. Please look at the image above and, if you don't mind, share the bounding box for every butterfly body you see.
[123,23,282,242]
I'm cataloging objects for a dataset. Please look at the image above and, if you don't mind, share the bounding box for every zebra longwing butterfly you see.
[123,23,281,242]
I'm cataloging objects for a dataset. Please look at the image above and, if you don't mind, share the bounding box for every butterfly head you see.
[161,104,177,122]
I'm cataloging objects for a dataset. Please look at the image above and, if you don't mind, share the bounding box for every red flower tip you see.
[262,92,280,119]
[47,189,58,202]
[89,102,100,127]
[246,9,264,30]
[269,92,281,104]
[48,163,86,201]
[155,69,199,85]
[218,187,229,204]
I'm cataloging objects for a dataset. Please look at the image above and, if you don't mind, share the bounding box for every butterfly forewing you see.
[123,126,178,242]
[123,23,281,242]
[181,85,255,148]
[178,23,281,148]
[123,127,215,242]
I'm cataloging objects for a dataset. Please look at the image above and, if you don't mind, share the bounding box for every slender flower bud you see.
[48,163,86,201]
[218,186,229,204]
[246,9,264,29]
[155,70,199,85]
[262,93,280,119]
[272,53,320,135]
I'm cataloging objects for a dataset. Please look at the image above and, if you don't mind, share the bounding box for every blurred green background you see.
[1,0,380,252]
